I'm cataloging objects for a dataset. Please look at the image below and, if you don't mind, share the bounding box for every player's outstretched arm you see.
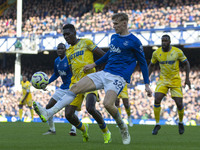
[93,47,106,57]
[182,60,191,89]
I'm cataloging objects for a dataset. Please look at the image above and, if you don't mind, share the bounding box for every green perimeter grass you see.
[0,122,199,150]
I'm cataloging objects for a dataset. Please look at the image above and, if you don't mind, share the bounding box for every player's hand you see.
[145,84,152,97]
[185,78,191,89]
[83,63,96,73]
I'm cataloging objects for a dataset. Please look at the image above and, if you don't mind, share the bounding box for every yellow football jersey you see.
[151,46,187,87]
[21,80,32,99]
[66,38,97,84]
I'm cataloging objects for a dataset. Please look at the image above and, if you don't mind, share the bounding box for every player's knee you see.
[70,84,79,94]
[155,94,164,104]
[103,101,112,110]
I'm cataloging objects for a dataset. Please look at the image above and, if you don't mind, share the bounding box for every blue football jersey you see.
[95,33,149,84]
[49,56,72,89]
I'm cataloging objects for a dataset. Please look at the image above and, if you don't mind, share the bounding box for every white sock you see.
[113,111,125,129]
[47,91,76,117]
[48,116,55,132]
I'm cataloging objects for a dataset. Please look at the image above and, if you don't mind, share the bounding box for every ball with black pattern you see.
[31,71,49,89]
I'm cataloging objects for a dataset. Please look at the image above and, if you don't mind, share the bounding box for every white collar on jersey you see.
[118,33,132,37]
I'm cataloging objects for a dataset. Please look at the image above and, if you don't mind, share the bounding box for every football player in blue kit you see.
[33,13,152,145]
[41,43,77,135]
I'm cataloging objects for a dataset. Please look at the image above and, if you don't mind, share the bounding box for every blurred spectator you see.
[15,38,22,50]
[0,0,200,37]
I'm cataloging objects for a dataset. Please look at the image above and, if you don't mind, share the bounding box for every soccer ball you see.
[31,71,49,89]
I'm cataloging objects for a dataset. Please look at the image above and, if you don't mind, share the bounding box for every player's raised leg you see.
[33,76,95,122]
[33,101,49,122]
[33,90,76,122]
[152,92,165,135]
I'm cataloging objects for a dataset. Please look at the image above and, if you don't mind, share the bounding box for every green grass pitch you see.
[0,122,199,150]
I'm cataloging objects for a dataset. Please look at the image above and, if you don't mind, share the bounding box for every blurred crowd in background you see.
[0,0,200,37]
[0,0,200,125]
[0,65,199,125]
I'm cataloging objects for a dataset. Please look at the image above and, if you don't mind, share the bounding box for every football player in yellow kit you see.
[18,75,34,122]
[149,34,191,135]
[63,24,111,143]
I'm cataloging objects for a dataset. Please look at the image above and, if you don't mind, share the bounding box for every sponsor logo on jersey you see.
[110,44,121,53]
[58,70,67,76]
[159,61,175,64]
[69,50,84,60]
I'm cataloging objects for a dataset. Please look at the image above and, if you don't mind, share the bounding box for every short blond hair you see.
[112,13,128,22]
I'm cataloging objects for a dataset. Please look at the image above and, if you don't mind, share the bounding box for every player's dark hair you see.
[162,34,170,40]
[57,43,66,48]
[22,74,28,79]
[63,24,76,32]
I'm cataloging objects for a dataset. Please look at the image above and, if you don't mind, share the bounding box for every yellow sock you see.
[30,109,34,120]
[154,104,161,124]
[118,107,121,115]
[99,123,108,133]
[125,107,131,116]
[76,122,86,132]
[178,107,184,122]
[19,109,23,120]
